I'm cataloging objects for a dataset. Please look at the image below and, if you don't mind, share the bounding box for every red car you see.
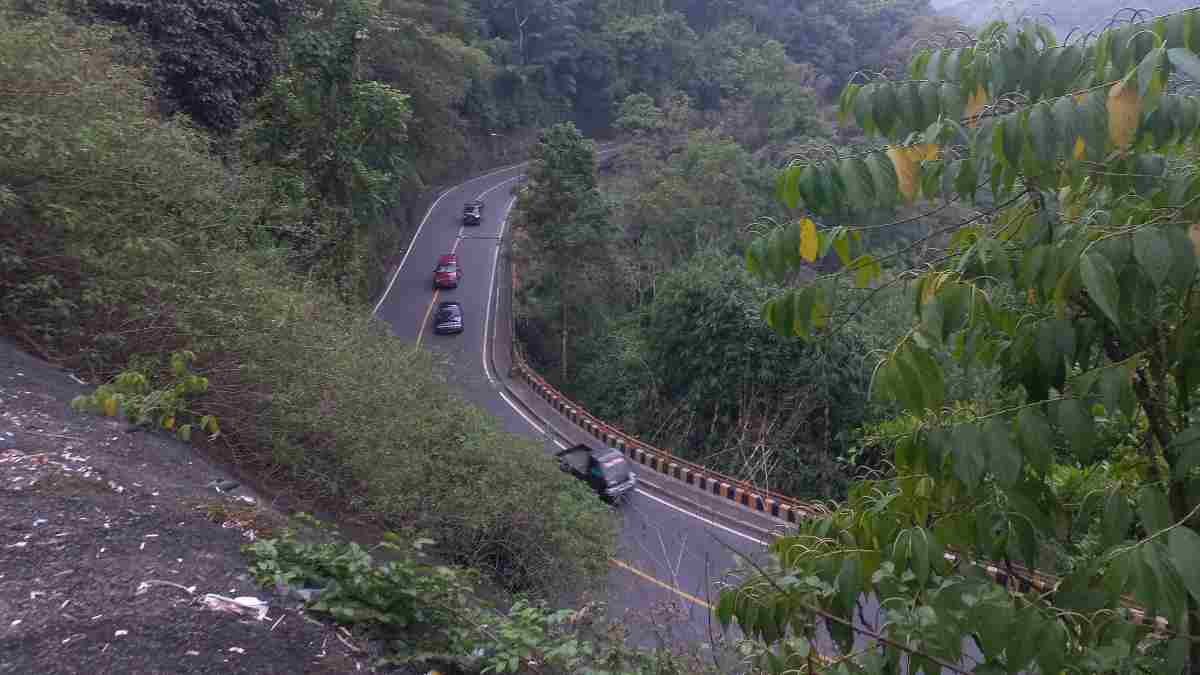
[433,253,461,289]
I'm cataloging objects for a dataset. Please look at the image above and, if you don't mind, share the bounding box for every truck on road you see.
[556,443,637,502]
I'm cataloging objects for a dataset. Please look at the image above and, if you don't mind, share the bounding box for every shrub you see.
[245,521,718,674]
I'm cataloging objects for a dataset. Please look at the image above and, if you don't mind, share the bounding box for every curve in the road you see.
[370,153,774,651]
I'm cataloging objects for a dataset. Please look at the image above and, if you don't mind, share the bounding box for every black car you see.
[462,200,483,226]
[433,301,464,334]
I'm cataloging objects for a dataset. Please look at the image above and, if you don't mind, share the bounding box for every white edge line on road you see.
[372,161,533,316]
[483,194,519,388]
[372,186,451,316]
[634,486,768,547]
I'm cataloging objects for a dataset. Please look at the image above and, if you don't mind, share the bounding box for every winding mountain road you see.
[370,152,785,652]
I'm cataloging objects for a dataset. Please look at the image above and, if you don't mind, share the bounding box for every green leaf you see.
[1170,426,1200,478]
[831,230,851,266]
[1057,398,1097,462]
[746,237,769,278]
[1079,251,1121,326]
[1097,364,1135,419]
[1016,407,1053,474]
[1168,526,1200,603]
[837,555,862,616]
[716,590,735,626]
[1138,485,1172,534]
[851,254,881,288]
[1136,46,1166,99]
[1168,47,1200,83]
[1029,101,1056,166]
[911,529,930,586]
[983,418,1021,487]
[952,424,985,490]
[865,152,899,208]
[1166,636,1189,675]
[1102,490,1132,549]
[907,346,945,411]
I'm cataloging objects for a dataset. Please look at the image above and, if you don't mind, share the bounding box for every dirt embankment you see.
[0,339,371,674]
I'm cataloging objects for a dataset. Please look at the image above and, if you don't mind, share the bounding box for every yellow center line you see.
[415,288,440,348]
[608,558,712,610]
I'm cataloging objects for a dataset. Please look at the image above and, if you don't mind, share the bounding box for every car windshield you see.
[596,451,631,485]
[436,264,456,274]
[436,308,459,322]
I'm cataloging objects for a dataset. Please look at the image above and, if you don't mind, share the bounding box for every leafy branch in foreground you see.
[728,9,1200,675]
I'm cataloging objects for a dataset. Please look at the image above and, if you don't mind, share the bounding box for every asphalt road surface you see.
[369,153,786,660]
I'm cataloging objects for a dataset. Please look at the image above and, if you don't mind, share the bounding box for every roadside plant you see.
[72,350,220,442]
[245,518,718,674]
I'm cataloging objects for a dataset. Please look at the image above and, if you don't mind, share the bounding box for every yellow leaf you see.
[1073,136,1085,160]
[920,274,944,305]
[887,146,919,202]
[163,416,175,430]
[1027,287,1038,304]
[1191,223,1200,259]
[914,143,941,161]
[799,217,818,262]
[964,85,988,127]
[102,398,117,417]
[1107,80,1141,148]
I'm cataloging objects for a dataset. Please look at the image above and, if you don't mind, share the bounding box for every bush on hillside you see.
[573,252,872,499]
[0,7,615,596]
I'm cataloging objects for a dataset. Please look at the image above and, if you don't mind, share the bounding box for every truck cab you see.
[556,444,637,502]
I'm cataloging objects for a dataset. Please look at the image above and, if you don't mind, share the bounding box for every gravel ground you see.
[0,339,374,674]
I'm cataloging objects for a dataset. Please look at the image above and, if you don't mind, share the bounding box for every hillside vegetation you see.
[0,1,616,601]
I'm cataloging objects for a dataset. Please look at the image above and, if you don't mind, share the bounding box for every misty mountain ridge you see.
[934,0,1197,39]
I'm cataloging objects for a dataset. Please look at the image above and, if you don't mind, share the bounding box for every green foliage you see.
[86,0,299,133]
[730,9,1200,672]
[249,0,415,296]
[367,0,493,177]
[514,122,619,382]
[246,521,719,674]
[641,253,870,497]
[613,92,665,134]
[180,259,617,595]
[70,351,220,441]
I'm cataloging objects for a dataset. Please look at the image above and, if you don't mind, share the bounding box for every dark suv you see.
[433,301,464,334]
[462,200,483,226]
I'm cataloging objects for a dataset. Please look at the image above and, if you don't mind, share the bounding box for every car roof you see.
[437,253,457,264]
[437,301,461,309]
[465,200,483,207]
